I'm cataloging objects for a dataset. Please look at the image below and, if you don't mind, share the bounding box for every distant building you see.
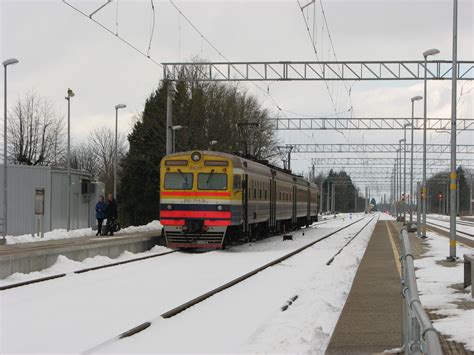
[0,165,104,236]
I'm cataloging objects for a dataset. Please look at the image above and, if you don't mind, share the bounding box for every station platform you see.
[326,219,473,354]
[326,220,403,354]
[0,231,164,279]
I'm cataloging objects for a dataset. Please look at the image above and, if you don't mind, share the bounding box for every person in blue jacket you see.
[95,195,107,236]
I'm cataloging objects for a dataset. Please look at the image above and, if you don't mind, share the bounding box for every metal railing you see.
[400,228,443,354]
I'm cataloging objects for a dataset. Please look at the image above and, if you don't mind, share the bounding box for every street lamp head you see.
[67,88,74,98]
[423,48,440,58]
[411,95,423,102]
[2,58,19,67]
[404,123,412,128]
[171,125,183,131]
[210,140,218,145]
[399,139,406,144]
[115,104,126,110]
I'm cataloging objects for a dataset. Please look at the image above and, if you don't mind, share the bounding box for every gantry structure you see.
[162,60,474,81]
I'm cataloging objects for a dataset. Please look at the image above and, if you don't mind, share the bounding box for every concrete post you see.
[166,82,174,155]
[417,182,421,238]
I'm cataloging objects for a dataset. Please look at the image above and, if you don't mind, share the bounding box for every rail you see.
[399,228,443,355]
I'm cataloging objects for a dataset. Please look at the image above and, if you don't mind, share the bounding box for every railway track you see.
[0,250,177,291]
[425,220,474,238]
[0,215,358,291]
[428,216,474,228]
[82,215,376,354]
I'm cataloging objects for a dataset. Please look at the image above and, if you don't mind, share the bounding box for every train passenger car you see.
[160,151,318,249]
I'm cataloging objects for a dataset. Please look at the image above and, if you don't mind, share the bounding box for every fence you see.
[400,228,442,354]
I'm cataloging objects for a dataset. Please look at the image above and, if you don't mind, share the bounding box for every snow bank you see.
[5,220,162,244]
[0,245,171,287]
[415,233,474,350]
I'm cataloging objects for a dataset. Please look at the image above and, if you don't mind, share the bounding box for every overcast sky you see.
[1,0,473,198]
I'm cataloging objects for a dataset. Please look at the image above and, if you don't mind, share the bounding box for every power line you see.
[63,0,162,68]
[147,0,156,57]
[296,0,342,117]
[168,0,286,112]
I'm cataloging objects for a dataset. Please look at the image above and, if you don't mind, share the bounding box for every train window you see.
[279,192,281,201]
[264,189,267,199]
[259,188,262,199]
[164,172,193,190]
[253,185,257,199]
[198,173,227,190]
[233,175,241,190]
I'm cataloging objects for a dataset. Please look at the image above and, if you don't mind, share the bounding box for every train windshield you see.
[198,173,227,190]
[164,172,193,190]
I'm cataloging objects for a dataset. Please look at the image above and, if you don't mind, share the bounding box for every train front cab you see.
[160,151,238,249]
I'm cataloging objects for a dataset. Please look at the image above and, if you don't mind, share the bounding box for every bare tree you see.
[70,143,99,177]
[88,126,127,194]
[8,91,65,166]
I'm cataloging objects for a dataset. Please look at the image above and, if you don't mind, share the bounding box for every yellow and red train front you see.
[160,151,234,249]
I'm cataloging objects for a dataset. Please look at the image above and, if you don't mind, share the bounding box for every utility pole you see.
[417,182,422,238]
[448,0,458,260]
[319,180,323,214]
[332,183,335,213]
[365,186,368,212]
[326,181,330,213]
[470,173,473,216]
[166,82,174,155]
[277,145,293,171]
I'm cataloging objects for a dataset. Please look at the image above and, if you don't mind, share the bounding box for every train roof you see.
[163,150,318,189]
[164,150,302,176]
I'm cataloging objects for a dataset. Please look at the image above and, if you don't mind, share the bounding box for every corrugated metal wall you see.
[0,165,96,236]
[0,165,51,236]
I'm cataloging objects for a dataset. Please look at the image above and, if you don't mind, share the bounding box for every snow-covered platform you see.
[326,220,403,354]
[0,231,164,279]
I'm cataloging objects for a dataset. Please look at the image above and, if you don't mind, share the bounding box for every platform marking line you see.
[385,221,401,277]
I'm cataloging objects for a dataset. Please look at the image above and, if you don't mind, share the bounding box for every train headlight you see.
[167,205,172,210]
[217,205,223,211]
[191,151,202,162]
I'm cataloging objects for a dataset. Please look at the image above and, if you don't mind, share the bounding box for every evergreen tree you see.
[118,79,277,226]
[118,83,167,226]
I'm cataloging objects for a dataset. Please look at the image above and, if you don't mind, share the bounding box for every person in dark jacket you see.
[106,193,118,236]
[95,195,107,236]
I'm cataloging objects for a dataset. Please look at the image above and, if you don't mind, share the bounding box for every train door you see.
[269,171,276,231]
[292,178,297,227]
[307,184,311,225]
[242,173,249,240]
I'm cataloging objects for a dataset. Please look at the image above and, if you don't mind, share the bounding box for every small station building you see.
[0,165,103,236]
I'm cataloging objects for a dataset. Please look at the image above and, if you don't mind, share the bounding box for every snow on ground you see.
[425,216,474,238]
[100,214,378,354]
[5,220,162,244]
[415,232,474,350]
[1,213,372,353]
[0,245,171,287]
[378,211,395,221]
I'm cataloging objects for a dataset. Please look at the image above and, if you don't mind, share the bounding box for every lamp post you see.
[399,140,405,221]
[395,150,399,218]
[2,58,19,242]
[65,88,75,231]
[114,104,126,199]
[422,48,440,238]
[410,96,423,226]
[403,126,411,225]
[171,125,184,153]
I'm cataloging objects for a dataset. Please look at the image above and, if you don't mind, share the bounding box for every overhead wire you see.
[147,0,156,57]
[168,0,297,116]
[62,0,162,68]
